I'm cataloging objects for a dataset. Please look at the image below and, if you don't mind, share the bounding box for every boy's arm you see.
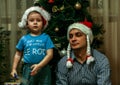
[38,48,53,68]
[11,50,22,77]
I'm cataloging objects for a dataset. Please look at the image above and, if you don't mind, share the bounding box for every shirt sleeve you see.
[16,36,24,51]
[97,56,111,85]
[45,35,55,50]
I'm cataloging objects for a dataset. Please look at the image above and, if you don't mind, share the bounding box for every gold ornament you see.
[55,27,59,32]
[52,5,64,12]
[74,2,81,10]
[54,38,58,41]
[52,6,58,12]
[60,5,64,11]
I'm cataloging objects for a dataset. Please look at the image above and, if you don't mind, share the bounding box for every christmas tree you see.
[34,0,104,52]
[33,0,105,84]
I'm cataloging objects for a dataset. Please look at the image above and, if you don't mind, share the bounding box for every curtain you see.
[90,0,120,85]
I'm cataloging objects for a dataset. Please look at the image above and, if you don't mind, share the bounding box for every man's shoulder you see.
[57,56,69,72]
[93,49,110,64]
[58,56,67,63]
[57,56,68,67]
[93,49,107,58]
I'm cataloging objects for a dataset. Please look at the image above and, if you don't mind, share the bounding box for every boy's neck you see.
[30,32,41,36]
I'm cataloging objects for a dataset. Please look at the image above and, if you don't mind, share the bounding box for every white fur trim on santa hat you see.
[67,23,93,43]
[18,6,51,29]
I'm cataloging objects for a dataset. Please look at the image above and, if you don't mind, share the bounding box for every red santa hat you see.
[18,6,51,30]
[66,19,95,68]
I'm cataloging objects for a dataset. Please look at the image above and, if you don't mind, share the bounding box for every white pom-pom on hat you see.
[86,55,95,64]
[66,59,73,68]
[18,6,51,30]
[18,19,26,28]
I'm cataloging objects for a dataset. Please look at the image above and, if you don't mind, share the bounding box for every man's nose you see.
[71,35,77,40]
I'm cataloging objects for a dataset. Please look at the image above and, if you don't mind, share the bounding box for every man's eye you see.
[69,32,83,39]
[69,34,73,39]
[75,32,82,37]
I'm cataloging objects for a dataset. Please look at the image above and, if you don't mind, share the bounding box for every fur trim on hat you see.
[67,23,93,43]
[18,6,51,30]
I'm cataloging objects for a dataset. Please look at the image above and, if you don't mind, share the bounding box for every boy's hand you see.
[11,69,17,78]
[30,64,40,76]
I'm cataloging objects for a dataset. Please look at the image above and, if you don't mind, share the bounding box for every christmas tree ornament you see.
[52,5,58,12]
[55,27,59,32]
[74,2,82,10]
[60,48,67,57]
[60,5,64,11]
[54,38,58,42]
[48,0,54,4]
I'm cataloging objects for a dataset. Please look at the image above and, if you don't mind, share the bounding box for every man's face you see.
[69,28,87,50]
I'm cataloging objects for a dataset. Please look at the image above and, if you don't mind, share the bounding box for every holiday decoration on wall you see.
[34,0,104,51]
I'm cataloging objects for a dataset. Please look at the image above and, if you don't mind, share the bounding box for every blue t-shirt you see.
[16,33,54,64]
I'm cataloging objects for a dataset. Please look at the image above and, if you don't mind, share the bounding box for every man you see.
[56,20,111,85]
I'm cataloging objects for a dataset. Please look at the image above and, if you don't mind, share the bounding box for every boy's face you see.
[69,28,87,50]
[27,11,43,34]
